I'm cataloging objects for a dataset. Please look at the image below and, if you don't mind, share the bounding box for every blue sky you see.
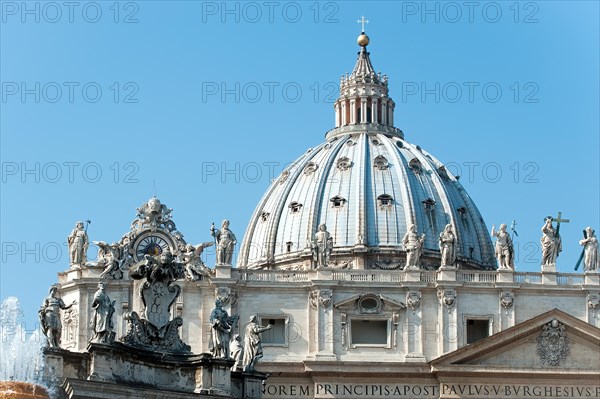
[1,1,598,328]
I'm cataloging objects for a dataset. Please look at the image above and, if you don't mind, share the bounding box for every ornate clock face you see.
[132,232,173,261]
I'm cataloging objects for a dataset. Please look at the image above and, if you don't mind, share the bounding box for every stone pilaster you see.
[437,287,458,354]
[405,290,425,362]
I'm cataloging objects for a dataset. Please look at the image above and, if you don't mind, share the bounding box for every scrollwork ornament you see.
[309,290,318,309]
[438,289,456,314]
[536,319,568,366]
[319,289,333,308]
[500,292,514,315]
[216,287,237,306]
[588,294,600,318]
[406,291,421,314]
[309,289,333,309]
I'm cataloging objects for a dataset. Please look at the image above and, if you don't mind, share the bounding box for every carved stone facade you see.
[40,31,600,399]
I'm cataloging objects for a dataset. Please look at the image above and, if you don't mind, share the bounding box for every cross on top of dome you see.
[357,16,370,47]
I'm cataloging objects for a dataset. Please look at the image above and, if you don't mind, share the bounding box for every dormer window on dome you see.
[373,155,389,170]
[409,158,422,173]
[279,170,290,185]
[304,162,318,175]
[377,194,393,207]
[437,166,449,180]
[337,157,352,171]
[423,198,436,210]
[261,212,270,222]
[330,195,347,208]
[289,202,303,213]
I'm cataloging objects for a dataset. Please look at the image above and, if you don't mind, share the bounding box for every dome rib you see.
[304,138,348,252]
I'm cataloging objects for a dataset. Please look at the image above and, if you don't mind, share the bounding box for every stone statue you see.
[230,334,243,371]
[312,223,333,268]
[90,282,115,343]
[579,227,599,272]
[96,241,124,280]
[39,285,76,348]
[211,220,237,265]
[134,196,175,231]
[491,224,515,269]
[402,224,425,269]
[182,242,214,280]
[122,249,190,353]
[439,224,456,267]
[541,217,562,267]
[209,299,238,359]
[67,221,89,267]
[242,315,271,372]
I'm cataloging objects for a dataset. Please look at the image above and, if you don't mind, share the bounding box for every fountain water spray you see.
[1,297,48,397]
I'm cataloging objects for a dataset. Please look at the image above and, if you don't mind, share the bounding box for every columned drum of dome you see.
[238,32,495,271]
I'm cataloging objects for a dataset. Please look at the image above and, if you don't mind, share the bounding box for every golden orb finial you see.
[356,16,370,47]
[357,33,370,47]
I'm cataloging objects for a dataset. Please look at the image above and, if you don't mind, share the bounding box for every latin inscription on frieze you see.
[263,383,600,399]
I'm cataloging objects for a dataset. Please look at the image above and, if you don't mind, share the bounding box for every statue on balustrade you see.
[39,285,76,348]
[68,221,89,267]
[90,282,115,344]
[96,241,124,280]
[182,242,214,280]
[579,227,599,272]
[211,220,237,266]
[541,217,562,267]
[209,299,238,359]
[403,224,425,269]
[491,224,515,270]
[230,334,243,371]
[242,315,272,372]
[439,224,456,267]
[312,223,333,268]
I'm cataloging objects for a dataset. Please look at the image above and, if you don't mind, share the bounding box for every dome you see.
[238,33,495,271]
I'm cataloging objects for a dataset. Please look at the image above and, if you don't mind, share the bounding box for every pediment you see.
[431,309,600,371]
[334,292,406,312]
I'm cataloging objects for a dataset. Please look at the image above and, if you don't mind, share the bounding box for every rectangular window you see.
[258,315,289,347]
[350,319,389,347]
[466,319,489,344]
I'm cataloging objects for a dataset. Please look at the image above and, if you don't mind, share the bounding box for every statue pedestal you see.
[404,268,422,282]
[584,271,600,285]
[232,371,268,399]
[316,268,333,280]
[87,343,213,393]
[215,265,232,279]
[541,264,557,285]
[437,265,457,281]
[496,268,515,283]
[44,344,253,398]
[541,263,557,273]
[201,357,236,397]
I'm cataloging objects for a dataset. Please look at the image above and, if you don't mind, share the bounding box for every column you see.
[371,98,378,124]
[360,97,367,124]
[349,98,356,125]
[341,99,347,126]
[380,99,388,125]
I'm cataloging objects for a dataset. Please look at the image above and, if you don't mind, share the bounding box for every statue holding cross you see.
[540,212,569,267]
